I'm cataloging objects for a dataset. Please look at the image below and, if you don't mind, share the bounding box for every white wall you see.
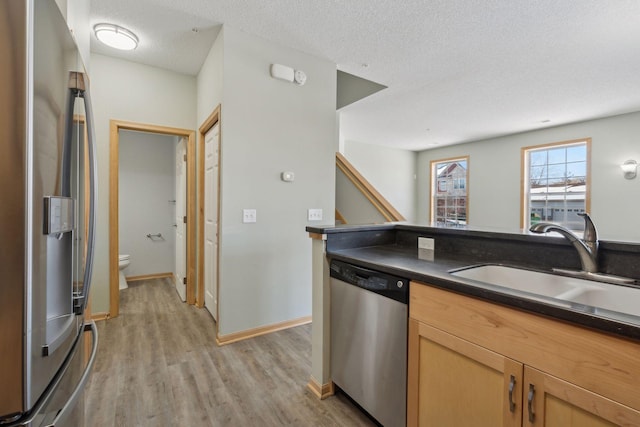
[55,0,90,70]
[119,131,177,277]
[343,140,417,222]
[336,168,387,224]
[197,27,337,336]
[54,0,66,17]
[90,53,197,313]
[197,29,223,124]
[417,111,640,241]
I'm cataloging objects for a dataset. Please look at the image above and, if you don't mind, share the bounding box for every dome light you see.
[94,23,138,51]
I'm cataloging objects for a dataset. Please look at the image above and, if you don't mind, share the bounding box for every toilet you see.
[118,254,131,290]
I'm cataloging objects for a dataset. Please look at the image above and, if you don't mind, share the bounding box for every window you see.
[430,157,468,227]
[522,139,590,232]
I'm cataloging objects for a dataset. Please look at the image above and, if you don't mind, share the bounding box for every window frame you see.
[429,156,470,226]
[520,138,591,230]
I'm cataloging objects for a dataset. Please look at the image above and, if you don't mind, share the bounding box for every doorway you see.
[197,106,221,321]
[109,120,196,318]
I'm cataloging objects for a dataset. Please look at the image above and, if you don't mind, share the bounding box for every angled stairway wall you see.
[335,152,406,225]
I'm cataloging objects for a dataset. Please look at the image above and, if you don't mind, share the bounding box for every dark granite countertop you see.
[311,224,640,342]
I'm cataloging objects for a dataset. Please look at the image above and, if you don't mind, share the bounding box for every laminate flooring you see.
[84,278,377,426]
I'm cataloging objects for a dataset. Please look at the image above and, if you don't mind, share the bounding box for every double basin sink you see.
[450,264,640,322]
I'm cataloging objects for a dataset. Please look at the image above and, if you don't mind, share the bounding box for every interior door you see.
[204,124,219,320]
[174,137,187,301]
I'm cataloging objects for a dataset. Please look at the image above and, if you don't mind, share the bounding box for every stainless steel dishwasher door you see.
[330,275,407,427]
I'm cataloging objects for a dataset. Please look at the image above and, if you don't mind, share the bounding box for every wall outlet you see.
[308,208,323,221]
[418,237,435,250]
[243,209,257,223]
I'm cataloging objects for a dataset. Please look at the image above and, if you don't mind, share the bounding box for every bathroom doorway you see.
[109,120,196,318]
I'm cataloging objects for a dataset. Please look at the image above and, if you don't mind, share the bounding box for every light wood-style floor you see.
[84,278,376,426]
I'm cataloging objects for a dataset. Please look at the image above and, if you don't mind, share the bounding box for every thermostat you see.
[281,171,295,182]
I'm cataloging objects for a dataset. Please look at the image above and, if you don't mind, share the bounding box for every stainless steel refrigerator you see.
[0,0,98,425]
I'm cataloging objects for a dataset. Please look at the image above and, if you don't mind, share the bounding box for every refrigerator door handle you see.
[70,72,97,314]
[48,321,98,427]
[81,73,97,313]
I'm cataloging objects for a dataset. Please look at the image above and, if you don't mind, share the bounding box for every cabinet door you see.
[524,366,640,427]
[408,319,523,427]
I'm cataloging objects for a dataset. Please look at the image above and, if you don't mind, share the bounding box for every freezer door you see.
[10,322,99,427]
[31,331,85,427]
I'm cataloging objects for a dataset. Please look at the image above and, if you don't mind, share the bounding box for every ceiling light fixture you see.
[94,23,139,50]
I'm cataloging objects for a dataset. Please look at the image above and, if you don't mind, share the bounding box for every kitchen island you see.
[306,223,640,426]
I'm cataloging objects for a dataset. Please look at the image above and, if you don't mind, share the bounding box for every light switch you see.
[243,209,257,223]
[308,209,323,221]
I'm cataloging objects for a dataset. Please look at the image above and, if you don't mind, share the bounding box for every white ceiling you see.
[90,0,640,151]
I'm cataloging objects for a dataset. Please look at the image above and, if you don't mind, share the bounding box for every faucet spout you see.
[529,213,599,273]
[579,212,598,254]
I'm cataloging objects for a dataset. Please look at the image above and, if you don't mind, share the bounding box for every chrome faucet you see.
[529,213,598,273]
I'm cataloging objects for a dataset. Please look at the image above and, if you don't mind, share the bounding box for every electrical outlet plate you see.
[243,209,257,223]
[308,208,323,221]
[418,237,435,250]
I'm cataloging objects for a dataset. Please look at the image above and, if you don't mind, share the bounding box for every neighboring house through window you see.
[430,157,468,226]
[522,139,590,232]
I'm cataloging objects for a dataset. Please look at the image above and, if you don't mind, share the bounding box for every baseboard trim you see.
[216,316,312,346]
[307,376,335,400]
[91,312,110,321]
[125,272,173,282]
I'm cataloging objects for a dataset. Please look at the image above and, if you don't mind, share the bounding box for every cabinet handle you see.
[508,375,516,412]
[527,384,536,423]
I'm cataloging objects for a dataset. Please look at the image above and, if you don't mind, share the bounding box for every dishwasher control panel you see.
[330,259,408,304]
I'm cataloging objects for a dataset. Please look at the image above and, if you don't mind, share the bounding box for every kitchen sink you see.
[450,265,579,298]
[450,264,640,320]
[558,285,640,314]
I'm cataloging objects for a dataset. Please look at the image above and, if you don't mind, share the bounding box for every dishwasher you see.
[330,259,408,427]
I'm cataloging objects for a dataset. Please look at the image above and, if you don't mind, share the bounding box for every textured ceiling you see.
[90,0,640,151]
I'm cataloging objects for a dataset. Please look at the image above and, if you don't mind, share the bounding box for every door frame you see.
[109,119,196,318]
[197,105,221,316]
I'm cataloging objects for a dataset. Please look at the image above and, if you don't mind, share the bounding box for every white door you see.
[204,124,219,320]
[174,137,187,301]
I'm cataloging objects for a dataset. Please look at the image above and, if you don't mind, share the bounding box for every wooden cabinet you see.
[408,282,640,427]
[523,367,637,427]
[409,319,523,426]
